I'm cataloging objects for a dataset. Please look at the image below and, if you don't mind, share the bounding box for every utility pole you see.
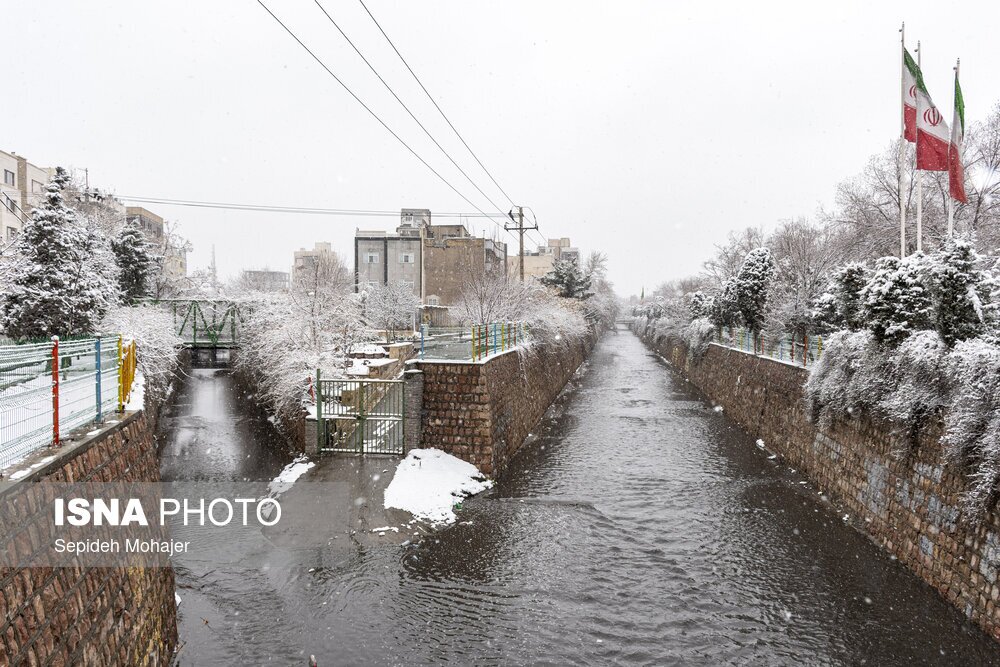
[506,206,537,282]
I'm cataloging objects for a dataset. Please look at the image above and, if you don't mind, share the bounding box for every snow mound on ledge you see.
[384,448,493,525]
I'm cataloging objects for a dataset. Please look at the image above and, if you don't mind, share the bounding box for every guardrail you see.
[716,327,823,368]
[471,322,526,362]
[0,335,138,470]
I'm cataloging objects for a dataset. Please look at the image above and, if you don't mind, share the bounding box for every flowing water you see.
[160,330,1000,665]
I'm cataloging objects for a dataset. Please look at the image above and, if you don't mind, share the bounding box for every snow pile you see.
[384,448,493,525]
[266,455,315,497]
[125,373,145,411]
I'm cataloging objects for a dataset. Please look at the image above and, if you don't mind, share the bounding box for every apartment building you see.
[0,149,52,244]
[506,237,581,279]
[354,209,507,306]
[126,206,187,280]
[240,269,290,292]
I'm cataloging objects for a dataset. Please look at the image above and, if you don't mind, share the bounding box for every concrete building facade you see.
[126,206,187,280]
[241,269,290,292]
[506,237,580,279]
[353,209,507,308]
[0,149,52,245]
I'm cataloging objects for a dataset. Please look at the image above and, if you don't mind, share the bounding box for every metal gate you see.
[316,377,404,455]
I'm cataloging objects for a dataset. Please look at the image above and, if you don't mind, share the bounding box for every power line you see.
[357,0,518,210]
[253,0,512,237]
[118,195,503,218]
[311,0,512,228]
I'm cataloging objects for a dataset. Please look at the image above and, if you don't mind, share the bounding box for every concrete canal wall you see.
[0,411,177,664]
[413,336,594,477]
[635,325,1000,642]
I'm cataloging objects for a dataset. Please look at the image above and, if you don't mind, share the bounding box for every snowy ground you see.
[383,448,493,525]
[266,454,315,497]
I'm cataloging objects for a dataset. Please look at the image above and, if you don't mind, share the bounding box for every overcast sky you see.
[5,1,999,296]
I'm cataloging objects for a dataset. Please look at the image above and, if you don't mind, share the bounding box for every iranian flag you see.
[949,70,967,203]
[914,61,950,171]
[902,49,918,142]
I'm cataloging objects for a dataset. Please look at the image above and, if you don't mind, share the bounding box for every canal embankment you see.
[411,332,596,476]
[633,321,1000,642]
[0,411,177,664]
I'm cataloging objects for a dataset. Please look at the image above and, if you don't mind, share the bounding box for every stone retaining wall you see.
[414,337,593,477]
[636,324,1000,641]
[0,412,177,665]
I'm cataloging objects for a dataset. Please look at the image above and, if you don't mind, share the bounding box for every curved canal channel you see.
[159,329,1000,664]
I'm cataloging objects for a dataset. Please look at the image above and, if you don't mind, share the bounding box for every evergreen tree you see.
[541,258,593,300]
[734,247,775,334]
[709,279,741,328]
[928,239,988,346]
[861,255,932,345]
[0,169,103,338]
[687,290,710,320]
[815,263,868,331]
[111,219,155,304]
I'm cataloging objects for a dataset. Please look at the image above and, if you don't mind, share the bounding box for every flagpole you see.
[915,41,923,254]
[948,58,960,237]
[899,23,907,259]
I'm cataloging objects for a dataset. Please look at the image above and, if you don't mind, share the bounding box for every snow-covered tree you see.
[709,279,741,328]
[362,282,419,342]
[734,247,774,335]
[1,168,109,339]
[455,269,531,324]
[861,255,933,345]
[111,219,155,304]
[541,258,593,300]
[927,239,989,346]
[815,262,868,331]
[687,291,710,320]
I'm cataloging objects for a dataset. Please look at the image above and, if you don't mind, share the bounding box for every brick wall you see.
[636,325,1000,641]
[0,412,177,665]
[415,337,592,477]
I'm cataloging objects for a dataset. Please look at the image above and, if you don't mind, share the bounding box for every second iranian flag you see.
[911,57,951,171]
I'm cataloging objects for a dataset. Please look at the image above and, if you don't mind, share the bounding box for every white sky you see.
[5,1,999,296]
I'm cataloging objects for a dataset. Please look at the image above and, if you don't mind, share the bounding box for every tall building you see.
[353,209,507,307]
[126,206,187,280]
[292,241,348,287]
[0,149,52,245]
[507,237,580,280]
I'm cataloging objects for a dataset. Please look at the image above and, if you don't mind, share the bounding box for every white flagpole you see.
[915,40,923,254]
[948,58,960,237]
[899,23,907,259]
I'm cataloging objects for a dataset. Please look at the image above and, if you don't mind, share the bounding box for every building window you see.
[31,180,43,193]
[365,253,380,264]
[2,194,14,213]
[3,170,13,186]
[399,252,414,264]
[7,227,17,242]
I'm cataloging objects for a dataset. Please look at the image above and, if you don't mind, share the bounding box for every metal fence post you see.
[95,338,103,424]
[117,335,124,413]
[315,369,323,451]
[51,336,60,446]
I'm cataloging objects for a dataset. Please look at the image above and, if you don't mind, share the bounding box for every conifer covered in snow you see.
[709,279,741,328]
[733,247,774,335]
[815,262,868,331]
[111,218,156,304]
[860,255,932,345]
[0,168,108,339]
[927,239,989,346]
[541,258,593,300]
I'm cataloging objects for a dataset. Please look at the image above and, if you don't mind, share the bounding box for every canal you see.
[160,329,1000,665]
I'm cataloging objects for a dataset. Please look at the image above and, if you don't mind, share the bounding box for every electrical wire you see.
[357,0,518,210]
[311,0,513,230]
[118,195,502,218]
[253,0,513,237]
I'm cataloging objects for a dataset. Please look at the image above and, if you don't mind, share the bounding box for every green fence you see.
[716,327,824,367]
[315,375,404,455]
